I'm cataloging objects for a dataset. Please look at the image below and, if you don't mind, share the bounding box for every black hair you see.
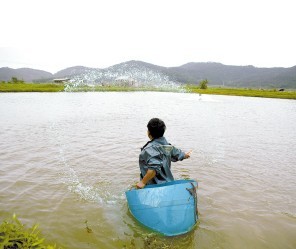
[147,118,166,138]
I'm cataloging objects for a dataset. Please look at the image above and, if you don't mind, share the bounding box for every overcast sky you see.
[0,0,295,73]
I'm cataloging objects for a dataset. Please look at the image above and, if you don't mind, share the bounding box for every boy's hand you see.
[136,181,146,189]
[184,150,193,159]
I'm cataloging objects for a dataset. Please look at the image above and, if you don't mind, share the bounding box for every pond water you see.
[0,92,295,249]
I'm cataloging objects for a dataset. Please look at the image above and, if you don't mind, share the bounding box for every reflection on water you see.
[0,92,295,249]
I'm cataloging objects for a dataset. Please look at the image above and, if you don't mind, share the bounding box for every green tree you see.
[11,77,19,83]
[199,79,208,89]
[10,77,24,84]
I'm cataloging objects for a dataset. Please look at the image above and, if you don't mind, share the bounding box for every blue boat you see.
[125,179,198,236]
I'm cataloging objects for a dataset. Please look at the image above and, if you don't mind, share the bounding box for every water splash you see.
[63,61,185,92]
[58,149,124,205]
[50,122,124,205]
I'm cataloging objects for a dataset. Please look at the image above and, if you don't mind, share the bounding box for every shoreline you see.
[0,83,295,99]
[185,85,296,99]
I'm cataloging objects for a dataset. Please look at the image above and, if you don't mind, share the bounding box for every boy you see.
[136,118,192,189]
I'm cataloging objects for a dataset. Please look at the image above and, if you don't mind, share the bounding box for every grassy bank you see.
[0,83,64,92]
[0,214,61,249]
[1,82,295,99]
[0,83,179,93]
[185,85,296,99]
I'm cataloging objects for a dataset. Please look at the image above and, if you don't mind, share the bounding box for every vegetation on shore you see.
[0,82,64,92]
[1,78,295,99]
[0,214,61,249]
[185,84,296,99]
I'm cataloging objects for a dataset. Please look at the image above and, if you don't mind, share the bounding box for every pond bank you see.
[1,82,295,99]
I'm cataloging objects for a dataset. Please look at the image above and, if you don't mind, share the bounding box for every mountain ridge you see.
[1,61,295,88]
[0,67,53,82]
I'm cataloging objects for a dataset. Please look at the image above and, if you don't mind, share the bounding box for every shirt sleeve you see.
[142,147,162,174]
[171,146,185,162]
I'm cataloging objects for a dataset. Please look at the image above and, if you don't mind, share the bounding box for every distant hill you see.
[0,67,53,82]
[54,66,94,78]
[51,61,176,87]
[173,62,295,88]
[1,61,296,89]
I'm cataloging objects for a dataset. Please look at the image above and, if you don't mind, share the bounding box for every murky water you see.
[0,92,295,249]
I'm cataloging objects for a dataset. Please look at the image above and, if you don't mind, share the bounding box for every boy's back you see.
[139,136,185,185]
[136,118,191,189]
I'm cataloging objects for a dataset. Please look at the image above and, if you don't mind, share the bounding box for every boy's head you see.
[147,118,166,139]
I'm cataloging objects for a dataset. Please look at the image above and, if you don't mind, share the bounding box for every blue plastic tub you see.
[125,179,198,236]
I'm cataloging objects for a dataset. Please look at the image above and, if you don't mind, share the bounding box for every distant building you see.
[53,78,70,83]
[115,76,138,87]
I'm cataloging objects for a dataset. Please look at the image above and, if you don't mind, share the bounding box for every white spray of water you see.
[50,122,124,205]
[58,147,125,205]
[63,61,186,92]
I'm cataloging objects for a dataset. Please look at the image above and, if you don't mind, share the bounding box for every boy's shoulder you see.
[140,145,161,159]
[142,141,174,157]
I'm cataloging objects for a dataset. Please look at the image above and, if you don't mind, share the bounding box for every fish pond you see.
[0,92,295,249]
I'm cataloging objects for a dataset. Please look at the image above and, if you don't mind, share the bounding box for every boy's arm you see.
[136,169,156,189]
[172,147,192,161]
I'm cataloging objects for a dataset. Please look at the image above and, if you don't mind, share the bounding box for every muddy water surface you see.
[0,92,295,249]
